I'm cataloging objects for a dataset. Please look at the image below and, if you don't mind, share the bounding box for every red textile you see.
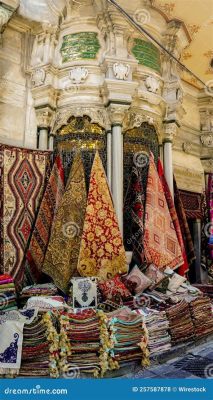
[158,159,188,276]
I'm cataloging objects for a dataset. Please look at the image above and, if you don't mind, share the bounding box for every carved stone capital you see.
[163,122,178,142]
[35,107,54,129]
[201,159,213,173]
[123,111,154,131]
[200,133,213,147]
[108,103,130,126]
[31,68,46,87]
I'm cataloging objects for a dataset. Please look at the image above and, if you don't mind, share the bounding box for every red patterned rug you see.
[143,154,183,270]
[0,144,51,285]
[25,155,65,284]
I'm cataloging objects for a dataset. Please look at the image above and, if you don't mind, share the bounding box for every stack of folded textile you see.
[61,309,102,377]
[189,296,213,338]
[19,283,59,307]
[166,300,195,345]
[19,313,53,377]
[192,284,213,300]
[137,309,171,356]
[0,274,17,311]
[107,308,149,368]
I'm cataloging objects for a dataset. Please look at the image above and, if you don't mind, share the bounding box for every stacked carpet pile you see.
[166,300,195,345]
[19,312,59,378]
[189,296,213,338]
[59,309,104,377]
[138,309,171,356]
[0,274,17,311]
[19,283,59,308]
[107,308,149,368]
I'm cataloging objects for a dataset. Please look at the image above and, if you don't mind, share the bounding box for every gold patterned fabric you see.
[77,152,127,279]
[42,153,87,293]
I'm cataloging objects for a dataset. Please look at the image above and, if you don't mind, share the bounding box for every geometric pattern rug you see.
[0,144,51,286]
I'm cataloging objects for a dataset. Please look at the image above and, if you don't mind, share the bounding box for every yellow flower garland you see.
[42,312,60,378]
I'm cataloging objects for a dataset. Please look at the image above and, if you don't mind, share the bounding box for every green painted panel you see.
[60,32,101,63]
[132,39,161,73]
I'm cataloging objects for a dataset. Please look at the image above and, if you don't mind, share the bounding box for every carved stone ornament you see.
[113,63,130,80]
[31,68,46,87]
[145,75,160,93]
[182,142,192,154]
[163,122,178,141]
[69,67,89,84]
[123,112,155,131]
[0,6,12,29]
[52,107,110,134]
[200,133,213,147]
[35,108,54,129]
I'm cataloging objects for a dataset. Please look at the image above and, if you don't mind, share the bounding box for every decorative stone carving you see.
[200,133,213,147]
[123,111,162,137]
[35,107,54,129]
[108,103,130,125]
[69,67,89,84]
[163,122,178,141]
[31,68,46,87]
[52,107,110,134]
[145,76,160,93]
[113,63,130,80]
[182,142,192,154]
[201,159,213,173]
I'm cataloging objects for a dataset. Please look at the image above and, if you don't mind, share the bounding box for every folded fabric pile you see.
[107,307,149,368]
[192,284,213,300]
[0,274,17,311]
[189,296,213,338]
[59,309,103,377]
[19,283,59,307]
[137,308,171,356]
[166,300,195,345]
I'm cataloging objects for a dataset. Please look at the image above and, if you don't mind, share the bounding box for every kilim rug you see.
[42,152,87,293]
[25,155,65,284]
[158,159,188,276]
[174,178,196,266]
[143,154,183,270]
[124,164,145,270]
[77,151,127,280]
[0,144,51,286]
[207,174,213,259]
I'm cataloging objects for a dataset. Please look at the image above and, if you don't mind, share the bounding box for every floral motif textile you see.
[0,144,51,286]
[0,309,38,374]
[143,154,183,270]
[124,164,145,269]
[77,152,127,279]
[158,159,188,276]
[25,155,65,284]
[98,275,132,302]
[42,153,87,293]
[207,174,213,259]
[125,265,152,294]
[174,178,196,266]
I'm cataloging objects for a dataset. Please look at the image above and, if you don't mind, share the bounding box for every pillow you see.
[98,275,132,302]
[167,273,186,293]
[125,265,152,294]
[145,264,165,289]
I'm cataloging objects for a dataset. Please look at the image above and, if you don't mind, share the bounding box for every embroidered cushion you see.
[125,265,152,294]
[98,275,132,302]
[145,264,165,289]
[167,273,186,293]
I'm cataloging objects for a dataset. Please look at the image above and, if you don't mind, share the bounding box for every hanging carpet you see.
[42,152,87,293]
[77,151,127,280]
[143,153,183,270]
[207,173,213,259]
[0,144,51,286]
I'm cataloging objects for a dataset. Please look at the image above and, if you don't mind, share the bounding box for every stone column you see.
[163,122,178,198]
[192,219,202,283]
[107,130,112,190]
[109,104,130,236]
[38,128,48,150]
[48,133,54,151]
